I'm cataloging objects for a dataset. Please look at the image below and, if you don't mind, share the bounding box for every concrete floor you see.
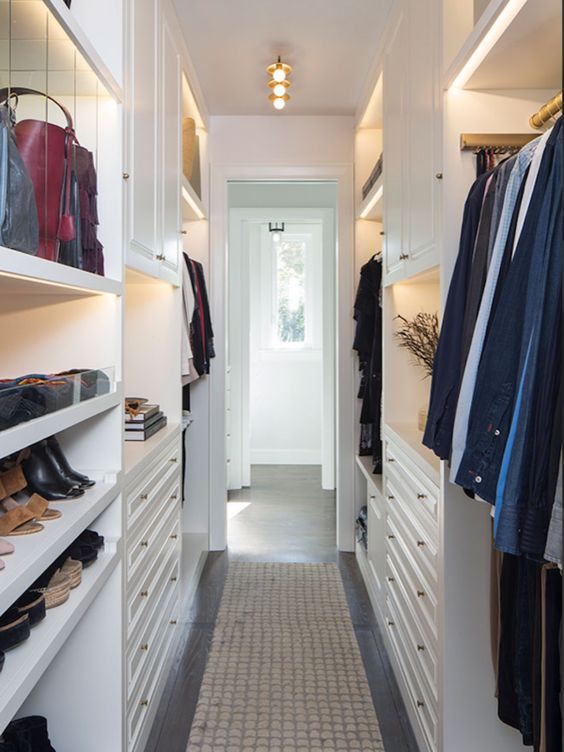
[227,465,336,562]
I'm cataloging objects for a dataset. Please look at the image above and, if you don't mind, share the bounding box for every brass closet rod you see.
[529,91,562,129]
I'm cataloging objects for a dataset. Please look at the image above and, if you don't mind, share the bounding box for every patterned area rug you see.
[186,562,385,751]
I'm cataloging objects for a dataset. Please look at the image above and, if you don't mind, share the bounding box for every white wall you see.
[249,222,323,465]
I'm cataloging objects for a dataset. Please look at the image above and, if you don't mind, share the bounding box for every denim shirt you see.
[454,123,562,506]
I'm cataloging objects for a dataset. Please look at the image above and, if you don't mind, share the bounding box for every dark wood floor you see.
[146,467,419,752]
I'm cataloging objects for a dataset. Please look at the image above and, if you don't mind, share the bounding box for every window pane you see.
[275,238,306,344]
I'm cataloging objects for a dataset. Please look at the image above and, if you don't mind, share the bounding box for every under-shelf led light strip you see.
[359,185,383,219]
[182,185,205,219]
[451,0,528,89]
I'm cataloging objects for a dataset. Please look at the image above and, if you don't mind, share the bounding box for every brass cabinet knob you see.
[379,230,385,236]
[170,619,178,625]
[387,619,395,627]
[122,172,130,180]
[155,253,165,261]
[140,540,149,548]
[140,699,148,707]
[180,230,187,235]
[140,493,148,501]
[388,457,395,463]
[140,643,149,651]
[387,576,395,583]
[171,494,178,500]
[170,576,178,582]
[417,700,425,709]
[399,253,409,260]
[416,540,426,548]
[417,590,426,598]
[387,534,395,540]
[140,590,149,598]
[170,533,179,540]
[417,493,428,500]
[387,495,395,500]
[417,644,425,652]
[435,172,443,179]
[170,457,178,463]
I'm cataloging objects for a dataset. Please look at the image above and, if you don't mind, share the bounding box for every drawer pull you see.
[140,643,149,651]
[417,700,425,709]
[387,495,395,501]
[387,534,395,540]
[417,644,425,652]
[417,590,426,598]
[140,540,149,548]
[170,576,178,582]
[169,457,178,463]
[399,253,409,261]
[140,699,149,708]
[171,494,178,500]
[369,495,376,501]
[417,493,428,500]
[140,493,148,501]
[140,590,149,598]
[170,533,179,540]
[387,457,395,463]
[387,619,395,627]
[170,619,177,625]
[387,576,395,583]
[416,540,426,548]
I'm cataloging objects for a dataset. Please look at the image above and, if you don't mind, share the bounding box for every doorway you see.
[225,182,337,552]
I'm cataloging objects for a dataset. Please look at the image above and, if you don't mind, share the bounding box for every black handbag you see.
[0,104,39,254]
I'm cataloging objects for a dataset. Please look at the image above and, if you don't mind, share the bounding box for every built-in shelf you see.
[355,455,384,497]
[384,422,440,486]
[0,546,120,733]
[445,0,561,90]
[0,478,120,614]
[182,177,206,222]
[0,247,122,298]
[357,177,383,221]
[0,388,123,459]
[124,422,181,481]
[180,532,208,616]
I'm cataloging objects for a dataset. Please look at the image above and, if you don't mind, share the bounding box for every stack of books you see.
[124,400,167,441]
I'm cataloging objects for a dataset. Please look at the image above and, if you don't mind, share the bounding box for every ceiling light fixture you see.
[267,57,292,110]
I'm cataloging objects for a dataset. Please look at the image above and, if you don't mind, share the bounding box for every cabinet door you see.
[159,12,181,284]
[407,0,441,271]
[383,11,408,281]
[367,490,387,608]
[127,0,159,273]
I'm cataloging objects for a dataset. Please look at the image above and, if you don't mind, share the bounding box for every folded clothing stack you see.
[355,505,368,549]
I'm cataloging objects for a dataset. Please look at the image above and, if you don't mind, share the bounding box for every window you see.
[274,238,306,345]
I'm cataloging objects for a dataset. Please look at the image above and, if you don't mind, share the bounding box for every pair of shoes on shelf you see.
[0,465,60,540]
[1,715,56,752]
[0,589,46,653]
[22,435,95,501]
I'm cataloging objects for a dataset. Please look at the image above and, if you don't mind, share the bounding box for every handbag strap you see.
[0,87,74,132]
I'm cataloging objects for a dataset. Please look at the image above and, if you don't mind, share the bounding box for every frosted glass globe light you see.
[272,231,281,243]
[273,83,286,97]
[273,66,286,82]
[273,97,286,110]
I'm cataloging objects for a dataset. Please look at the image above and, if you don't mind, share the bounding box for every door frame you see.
[228,208,336,491]
[209,164,355,552]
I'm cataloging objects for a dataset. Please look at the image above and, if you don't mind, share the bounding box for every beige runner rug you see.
[186,562,385,752]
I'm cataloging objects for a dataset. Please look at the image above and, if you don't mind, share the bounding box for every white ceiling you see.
[174,0,392,116]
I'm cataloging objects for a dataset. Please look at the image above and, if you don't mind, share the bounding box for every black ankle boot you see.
[3,716,55,752]
[45,436,95,489]
[0,740,19,752]
[22,442,84,501]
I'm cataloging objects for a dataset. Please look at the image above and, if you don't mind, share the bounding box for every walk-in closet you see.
[0,0,561,751]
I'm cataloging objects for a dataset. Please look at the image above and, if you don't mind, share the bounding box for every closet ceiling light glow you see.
[269,93,290,110]
[182,185,205,219]
[269,81,289,98]
[450,0,528,89]
[359,185,383,219]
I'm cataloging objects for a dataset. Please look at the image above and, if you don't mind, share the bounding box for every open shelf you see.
[0,546,120,733]
[182,177,206,221]
[0,479,120,614]
[357,177,384,221]
[356,455,384,497]
[385,422,440,486]
[124,422,181,481]
[445,0,561,90]
[0,247,122,298]
[0,388,122,459]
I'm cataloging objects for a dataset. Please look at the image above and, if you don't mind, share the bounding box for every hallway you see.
[146,468,418,752]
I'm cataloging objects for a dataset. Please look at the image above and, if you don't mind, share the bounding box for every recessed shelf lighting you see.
[182,185,205,219]
[359,185,383,219]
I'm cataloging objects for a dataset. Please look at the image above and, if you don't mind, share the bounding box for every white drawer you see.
[127,611,178,752]
[126,447,180,532]
[127,569,179,700]
[367,496,386,602]
[386,519,438,643]
[385,439,438,530]
[386,596,438,752]
[127,478,180,586]
[387,555,438,702]
[127,523,180,637]
[387,477,438,588]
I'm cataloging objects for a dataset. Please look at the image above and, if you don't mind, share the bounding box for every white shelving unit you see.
[124,421,181,481]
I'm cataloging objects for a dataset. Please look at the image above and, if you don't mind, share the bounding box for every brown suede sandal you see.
[0,466,27,500]
[22,494,62,522]
[0,501,44,536]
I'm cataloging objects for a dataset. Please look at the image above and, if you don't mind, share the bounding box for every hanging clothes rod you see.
[460,133,537,152]
[529,91,562,129]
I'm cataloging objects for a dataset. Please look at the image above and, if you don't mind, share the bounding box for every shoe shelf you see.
[124,422,181,483]
[0,545,120,733]
[0,476,120,614]
[0,247,122,299]
[355,455,384,497]
[0,387,123,460]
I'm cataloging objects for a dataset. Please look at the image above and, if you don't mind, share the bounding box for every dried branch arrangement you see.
[393,312,439,378]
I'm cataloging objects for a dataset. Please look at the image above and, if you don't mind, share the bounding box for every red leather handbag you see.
[0,88,76,261]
